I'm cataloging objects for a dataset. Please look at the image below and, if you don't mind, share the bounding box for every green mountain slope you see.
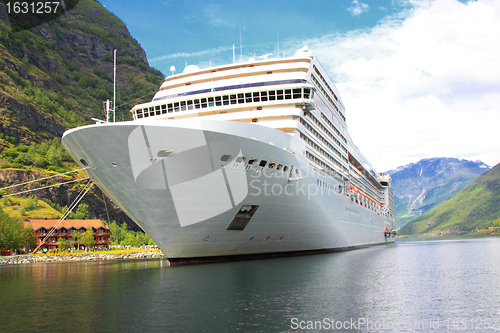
[398,163,500,236]
[387,158,489,228]
[0,0,165,231]
[0,0,164,147]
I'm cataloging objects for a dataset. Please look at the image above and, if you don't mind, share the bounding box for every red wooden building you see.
[25,219,111,250]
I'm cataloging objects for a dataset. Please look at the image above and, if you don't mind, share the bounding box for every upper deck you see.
[125,47,392,218]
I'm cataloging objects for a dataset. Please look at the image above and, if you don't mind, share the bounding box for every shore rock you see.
[0,250,165,265]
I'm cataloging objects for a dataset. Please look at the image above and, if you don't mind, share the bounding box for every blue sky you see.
[96,0,500,171]
[99,0,411,74]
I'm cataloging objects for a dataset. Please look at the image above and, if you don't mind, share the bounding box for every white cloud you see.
[149,46,232,63]
[347,0,370,16]
[290,0,500,170]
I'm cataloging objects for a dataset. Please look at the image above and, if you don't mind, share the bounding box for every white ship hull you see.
[62,118,395,264]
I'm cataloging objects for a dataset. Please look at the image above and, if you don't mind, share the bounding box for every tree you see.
[0,207,22,251]
[58,237,72,251]
[80,228,95,248]
[69,204,90,220]
[21,225,37,250]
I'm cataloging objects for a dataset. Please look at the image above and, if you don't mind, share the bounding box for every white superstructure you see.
[62,47,395,264]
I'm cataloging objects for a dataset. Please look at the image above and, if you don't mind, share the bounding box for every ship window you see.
[208,97,214,107]
[223,95,229,105]
[149,107,155,116]
[304,88,311,99]
[268,90,276,101]
[268,162,275,169]
[248,158,256,165]
[260,91,268,101]
[293,88,301,99]
[143,112,149,118]
[161,104,167,114]
[259,160,267,167]
[276,90,284,100]
[235,156,245,163]
[220,155,231,162]
[167,103,173,113]
[173,102,179,112]
[253,92,260,102]
[283,166,289,172]
[285,89,292,100]
[155,105,161,115]
[245,92,252,103]
[276,164,282,170]
[230,94,237,105]
[180,101,186,111]
[137,111,143,119]
[215,96,222,106]
[187,100,193,110]
[200,98,207,108]
[194,99,200,109]
[157,150,174,158]
[237,93,244,104]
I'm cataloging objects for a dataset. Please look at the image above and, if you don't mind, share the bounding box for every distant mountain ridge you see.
[398,163,500,236]
[387,157,490,228]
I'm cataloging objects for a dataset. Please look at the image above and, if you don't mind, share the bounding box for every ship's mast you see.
[113,49,116,123]
[104,49,117,123]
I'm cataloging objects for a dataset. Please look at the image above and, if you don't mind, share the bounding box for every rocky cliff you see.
[0,0,164,231]
[0,0,164,145]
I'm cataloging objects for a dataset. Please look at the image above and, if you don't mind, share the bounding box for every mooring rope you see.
[0,166,92,192]
[1,178,90,198]
[33,180,94,254]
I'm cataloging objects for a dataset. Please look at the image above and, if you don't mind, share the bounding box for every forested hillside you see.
[0,0,164,146]
[0,0,165,231]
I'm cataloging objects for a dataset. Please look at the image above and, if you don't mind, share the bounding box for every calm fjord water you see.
[2,237,500,332]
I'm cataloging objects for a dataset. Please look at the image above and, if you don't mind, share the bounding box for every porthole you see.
[158,150,175,158]
[221,155,231,162]
[80,159,88,166]
[268,162,275,169]
[235,156,245,163]
[248,158,256,165]
[259,160,267,167]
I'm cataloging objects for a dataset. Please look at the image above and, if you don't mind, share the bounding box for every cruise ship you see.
[62,46,396,264]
